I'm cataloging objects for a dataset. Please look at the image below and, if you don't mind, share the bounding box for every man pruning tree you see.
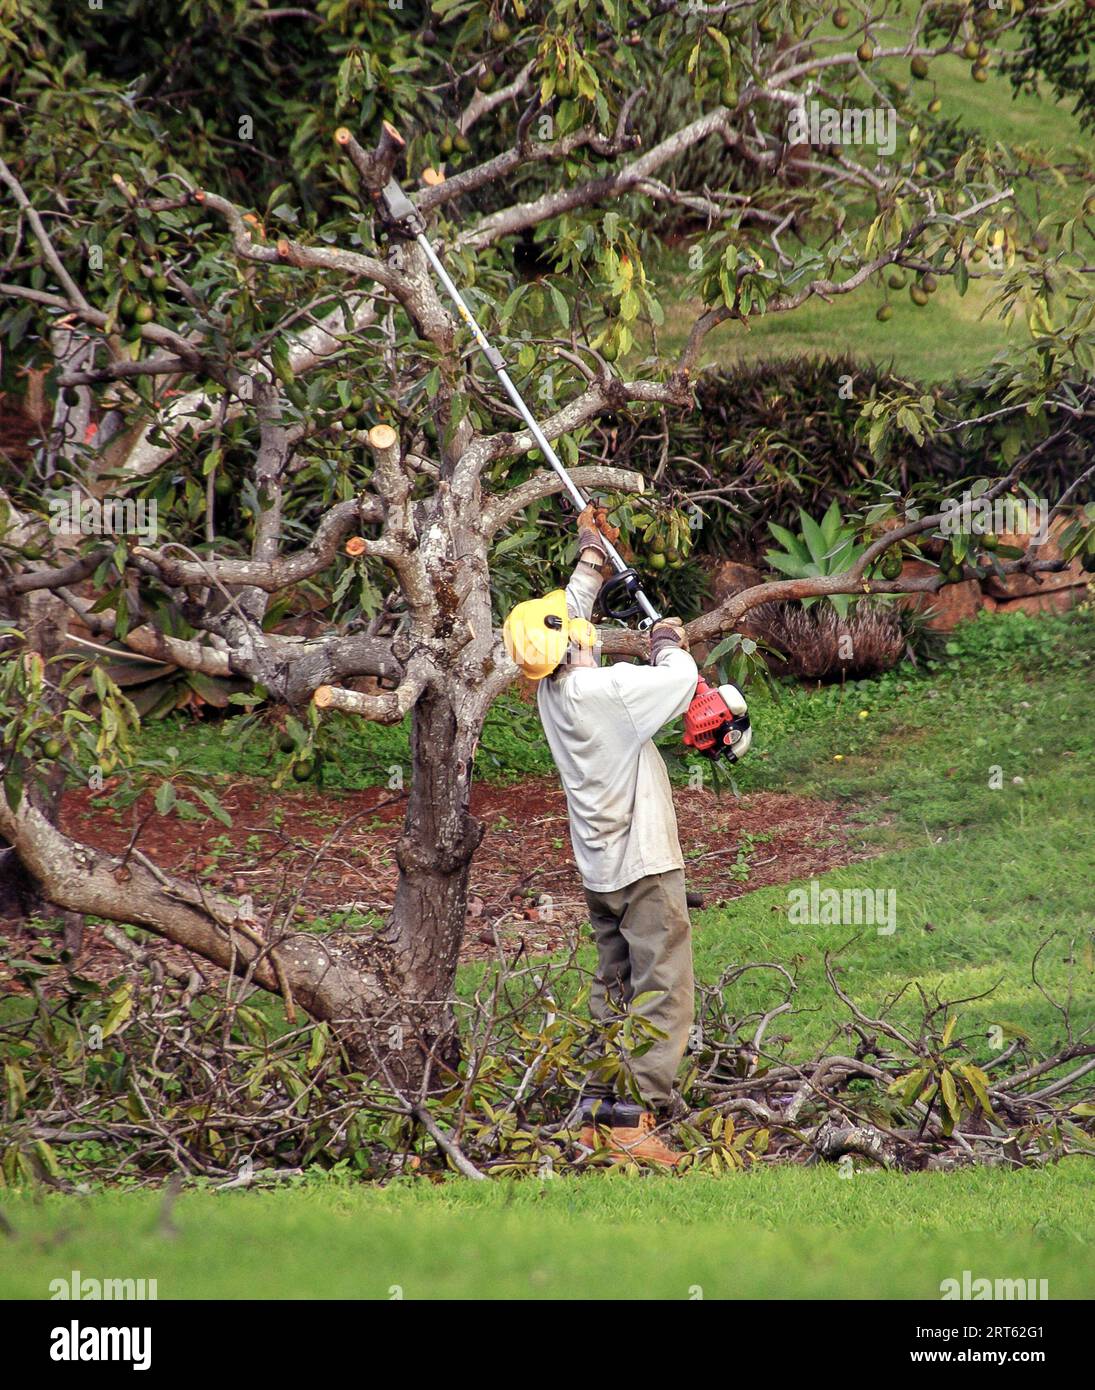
[505,505,752,1166]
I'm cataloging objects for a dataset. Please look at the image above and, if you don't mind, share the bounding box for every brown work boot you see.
[576,1095,615,1151]
[606,1111,682,1168]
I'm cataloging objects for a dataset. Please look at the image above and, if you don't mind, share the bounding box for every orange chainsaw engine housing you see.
[682,678,750,762]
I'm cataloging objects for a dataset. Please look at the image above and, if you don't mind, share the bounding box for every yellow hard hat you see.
[503,590,598,681]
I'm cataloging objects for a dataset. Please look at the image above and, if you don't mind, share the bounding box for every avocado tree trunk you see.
[375,685,485,1090]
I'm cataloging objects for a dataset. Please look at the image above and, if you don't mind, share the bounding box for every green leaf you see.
[766,522,810,563]
[798,508,829,567]
[704,634,742,666]
[493,527,538,558]
[270,337,293,386]
[112,589,130,641]
[4,1062,27,1118]
[958,1063,995,1116]
[939,1068,960,1130]
[548,284,570,330]
[4,770,23,813]
[193,786,232,827]
[307,1025,328,1070]
[33,1139,62,1179]
[331,564,356,606]
[498,282,528,328]
[819,498,844,546]
[706,25,732,60]
[893,1067,931,1105]
[765,551,814,579]
[101,983,134,1040]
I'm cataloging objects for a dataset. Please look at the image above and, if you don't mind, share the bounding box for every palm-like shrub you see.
[764,501,866,620]
[735,501,905,679]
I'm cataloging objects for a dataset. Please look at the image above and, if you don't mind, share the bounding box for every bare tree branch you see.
[133,495,385,590]
[483,464,648,536]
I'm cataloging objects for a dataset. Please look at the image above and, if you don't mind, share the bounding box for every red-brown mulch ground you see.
[0,776,881,991]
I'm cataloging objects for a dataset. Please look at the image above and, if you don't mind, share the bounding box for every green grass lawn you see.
[686,610,1094,1053]
[654,268,1016,383]
[1,1164,1090,1300]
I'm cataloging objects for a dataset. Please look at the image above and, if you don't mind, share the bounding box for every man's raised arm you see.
[565,503,617,620]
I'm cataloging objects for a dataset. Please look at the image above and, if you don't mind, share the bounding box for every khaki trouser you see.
[583,868,694,1109]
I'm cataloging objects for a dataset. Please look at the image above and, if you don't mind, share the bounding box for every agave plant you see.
[764,500,866,619]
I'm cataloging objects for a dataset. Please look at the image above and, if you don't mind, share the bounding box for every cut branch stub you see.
[367,423,399,453]
[345,536,368,558]
[312,675,423,723]
[366,423,403,494]
[334,122,406,194]
[378,120,405,157]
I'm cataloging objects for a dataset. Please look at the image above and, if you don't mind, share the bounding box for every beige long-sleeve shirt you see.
[536,566,698,893]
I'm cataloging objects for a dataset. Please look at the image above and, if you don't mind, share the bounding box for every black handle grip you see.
[597,568,645,621]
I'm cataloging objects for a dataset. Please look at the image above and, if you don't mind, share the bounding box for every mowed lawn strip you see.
[1,1164,1090,1300]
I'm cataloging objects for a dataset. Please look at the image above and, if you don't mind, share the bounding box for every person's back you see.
[537,648,697,894]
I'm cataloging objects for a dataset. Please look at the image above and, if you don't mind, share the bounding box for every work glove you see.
[649,616,690,663]
[718,683,752,759]
[576,503,619,561]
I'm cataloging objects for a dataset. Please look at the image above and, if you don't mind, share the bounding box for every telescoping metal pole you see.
[379,178,661,628]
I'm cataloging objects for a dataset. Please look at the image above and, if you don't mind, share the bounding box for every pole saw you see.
[369,166,749,764]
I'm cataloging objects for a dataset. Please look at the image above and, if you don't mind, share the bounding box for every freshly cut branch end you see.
[312,682,406,718]
[367,423,399,451]
[345,536,368,557]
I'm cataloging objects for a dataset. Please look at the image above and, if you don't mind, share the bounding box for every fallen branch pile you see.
[0,926,1091,1185]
